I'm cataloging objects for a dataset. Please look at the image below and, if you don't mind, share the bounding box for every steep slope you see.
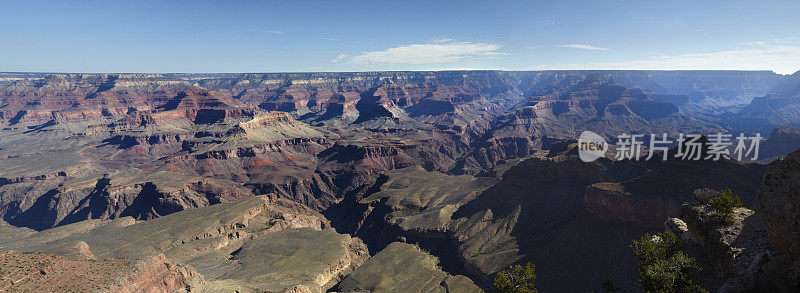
[326,141,764,292]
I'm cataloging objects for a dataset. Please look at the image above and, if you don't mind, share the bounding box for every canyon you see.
[1,70,799,292]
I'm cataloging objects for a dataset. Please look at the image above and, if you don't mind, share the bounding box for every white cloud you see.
[556,44,611,51]
[432,38,454,43]
[331,54,348,63]
[341,41,503,66]
[529,44,800,74]
[258,30,285,35]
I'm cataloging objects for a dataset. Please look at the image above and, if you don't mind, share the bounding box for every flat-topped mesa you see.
[109,111,160,127]
[525,99,595,112]
[527,75,665,112]
[158,88,244,109]
[514,106,539,118]
[189,112,327,149]
[108,95,254,129]
[154,88,255,123]
[519,74,683,127]
[238,111,301,130]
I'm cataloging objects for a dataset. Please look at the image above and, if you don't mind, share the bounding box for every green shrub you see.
[692,188,719,204]
[630,232,706,293]
[494,262,537,293]
[708,189,742,221]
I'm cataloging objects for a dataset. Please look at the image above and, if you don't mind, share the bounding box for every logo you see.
[578,131,608,162]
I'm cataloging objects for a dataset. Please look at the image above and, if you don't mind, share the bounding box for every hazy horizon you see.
[2,69,796,75]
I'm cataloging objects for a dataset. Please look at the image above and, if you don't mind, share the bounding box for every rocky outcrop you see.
[753,148,800,291]
[675,204,779,292]
[0,195,367,293]
[648,147,800,292]
[337,242,480,292]
[757,149,800,260]
[205,228,368,293]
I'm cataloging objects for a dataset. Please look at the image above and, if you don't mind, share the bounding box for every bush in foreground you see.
[494,262,537,293]
[708,188,742,221]
[630,232,706,293]
[693,188,743,223]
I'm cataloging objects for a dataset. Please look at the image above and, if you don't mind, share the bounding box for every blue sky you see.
[1,0,799,74]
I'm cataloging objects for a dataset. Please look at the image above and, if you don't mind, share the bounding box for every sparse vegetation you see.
[692,188,719,204]
[708,189,742,222]
[493,261,537,293]
[250,218,279,233]
[693,188,743,222]
[630,232,706,293]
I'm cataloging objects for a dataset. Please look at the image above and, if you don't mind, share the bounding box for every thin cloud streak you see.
[556,44,611,51]
[257,29,285,35]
